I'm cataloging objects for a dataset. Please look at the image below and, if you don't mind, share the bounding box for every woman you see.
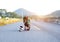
[23,16,30,31]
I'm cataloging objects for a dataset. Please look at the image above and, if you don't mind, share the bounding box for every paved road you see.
[0,21,60,42]
[31,20,60,41]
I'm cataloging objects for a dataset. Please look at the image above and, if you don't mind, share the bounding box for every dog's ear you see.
[21,26,23,28]
[20,26,23,28]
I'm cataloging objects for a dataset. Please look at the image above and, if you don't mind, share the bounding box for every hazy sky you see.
[0,0,60,15]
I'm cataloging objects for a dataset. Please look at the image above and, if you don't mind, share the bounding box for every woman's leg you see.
[24,23,30,31]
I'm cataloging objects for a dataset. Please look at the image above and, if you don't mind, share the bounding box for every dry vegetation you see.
[0,18,22,26]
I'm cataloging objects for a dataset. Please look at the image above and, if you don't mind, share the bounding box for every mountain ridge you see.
[46,10,60,17]
[14,8,34,16]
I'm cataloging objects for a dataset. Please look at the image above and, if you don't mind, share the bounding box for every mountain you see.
[14,8,34,16]
[47,10,60,17]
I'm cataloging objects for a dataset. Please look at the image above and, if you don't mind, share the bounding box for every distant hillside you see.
[47,10,60,17]
[14,8,34,16]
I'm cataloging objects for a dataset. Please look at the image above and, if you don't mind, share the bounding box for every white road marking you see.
[33,25,40,30]
[31,24,40,30]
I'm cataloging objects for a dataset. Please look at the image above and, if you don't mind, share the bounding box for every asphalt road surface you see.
[0,20,60,42]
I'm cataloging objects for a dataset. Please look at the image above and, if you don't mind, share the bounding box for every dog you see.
[19,26,24,32]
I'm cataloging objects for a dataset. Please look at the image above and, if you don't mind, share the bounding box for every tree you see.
[6,12,21,18]
[0,9,21,18]
[0,9,7,18]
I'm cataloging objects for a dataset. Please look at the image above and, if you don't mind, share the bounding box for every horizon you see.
[0,0,60,15]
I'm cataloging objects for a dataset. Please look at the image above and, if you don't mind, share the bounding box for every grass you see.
[0,18,22,26]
